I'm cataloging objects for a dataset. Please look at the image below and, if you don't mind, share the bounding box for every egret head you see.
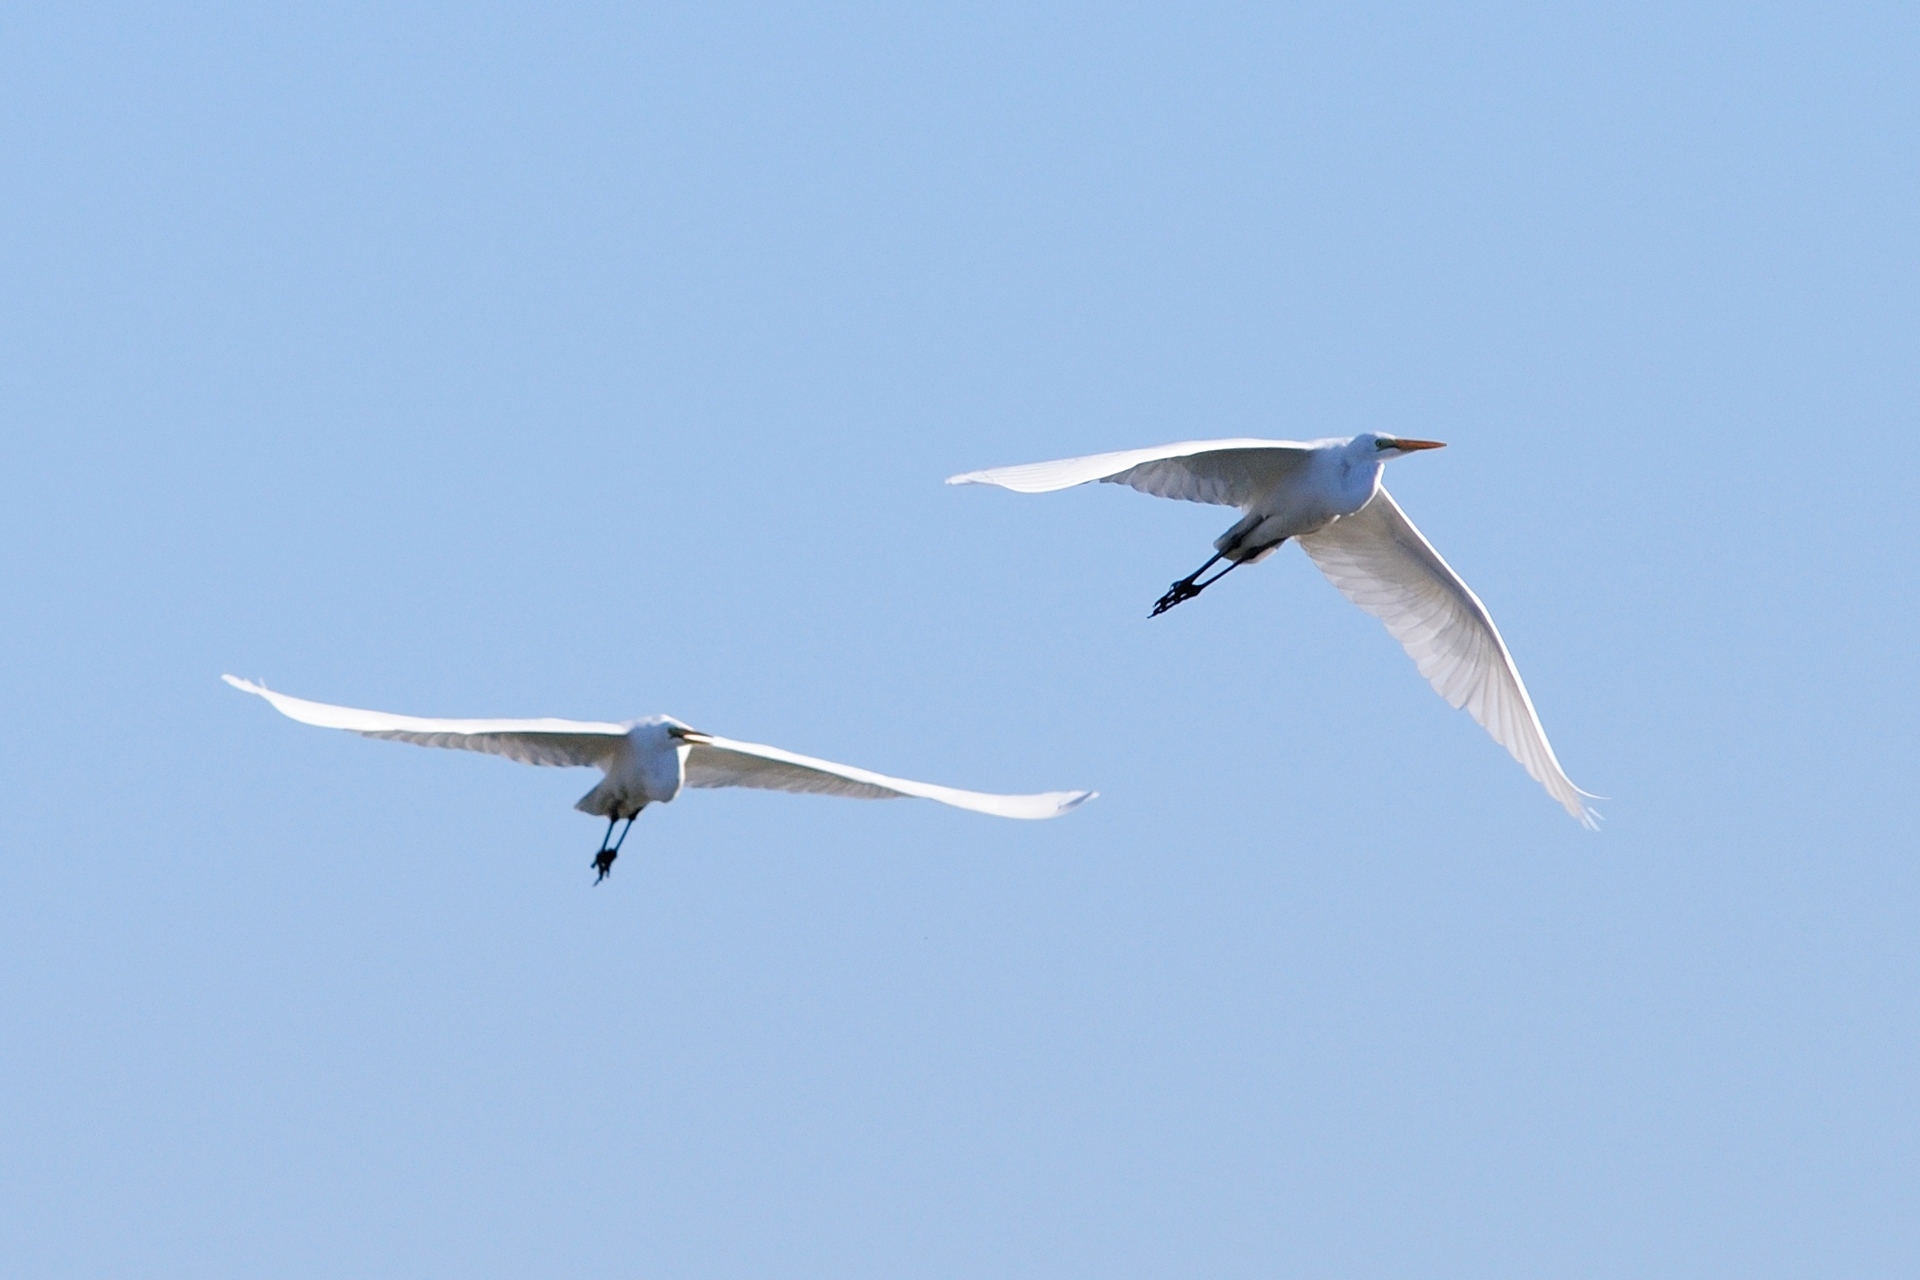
[632,715,714,747]
[1364,433,1447,460]
[662,719,714,746]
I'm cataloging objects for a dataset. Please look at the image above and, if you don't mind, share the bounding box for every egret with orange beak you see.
[223,677,1095,882]
[948,433,1597,826]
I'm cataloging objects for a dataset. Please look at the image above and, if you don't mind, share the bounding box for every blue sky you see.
[2,2,1916,1275]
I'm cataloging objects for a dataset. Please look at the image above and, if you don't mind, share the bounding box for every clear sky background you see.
[2,2,1916,1275]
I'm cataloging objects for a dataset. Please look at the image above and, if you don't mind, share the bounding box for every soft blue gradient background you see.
[3,3,1915,1275]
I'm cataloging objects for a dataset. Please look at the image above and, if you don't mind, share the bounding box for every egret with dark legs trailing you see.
[223,677,1096,882]
[949,432,1598,826]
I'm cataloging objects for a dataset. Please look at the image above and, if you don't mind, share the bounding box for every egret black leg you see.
[592,814,639,884]
[1151,553,1222,616]
[1152,554,1249,616]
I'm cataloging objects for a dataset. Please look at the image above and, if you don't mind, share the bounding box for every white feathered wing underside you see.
[683,735,1094,820]
[221,676,628,767]
[1296,492,1598,826]
[948,438,1315,508]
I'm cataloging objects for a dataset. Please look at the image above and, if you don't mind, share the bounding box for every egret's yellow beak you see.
[1394,438,1447,451]
[667,726,715,745]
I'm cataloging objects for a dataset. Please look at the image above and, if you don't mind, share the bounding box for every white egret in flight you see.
[948,434,1596,826]
[224,676,1095,881]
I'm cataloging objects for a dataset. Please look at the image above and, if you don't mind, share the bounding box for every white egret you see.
[224,676,1095,881]
[947,434,1597,826]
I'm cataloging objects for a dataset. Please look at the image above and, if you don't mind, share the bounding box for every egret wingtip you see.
[1568,785,1605,831]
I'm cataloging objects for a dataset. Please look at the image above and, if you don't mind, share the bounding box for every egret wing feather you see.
[1107,446,1315,507]
[1295,494,1598,826]
[948,438,1314,508]
[684,735,1095,819]
[222,675,627,768]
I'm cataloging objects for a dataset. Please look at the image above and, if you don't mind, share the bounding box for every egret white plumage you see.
[224,676,1095,881]
[947,434,1597,826]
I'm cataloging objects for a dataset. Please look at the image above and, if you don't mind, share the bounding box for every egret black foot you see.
[592,849,617,884]
[1151,580,1205,616]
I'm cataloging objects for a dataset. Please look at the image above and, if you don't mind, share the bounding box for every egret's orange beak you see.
[668,726,715,745]
[1395,438,1447,451]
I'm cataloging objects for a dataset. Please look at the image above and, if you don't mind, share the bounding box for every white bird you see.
[948,434,1596,826]
[224,676,1095,881]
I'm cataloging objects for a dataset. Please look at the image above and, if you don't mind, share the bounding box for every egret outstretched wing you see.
[222,675,628,768]
[1296,493,1598,826]
[948,438,1315,508]
[684,734,1095,819]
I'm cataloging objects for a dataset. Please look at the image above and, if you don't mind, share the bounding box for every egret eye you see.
[1375,438,1396,450]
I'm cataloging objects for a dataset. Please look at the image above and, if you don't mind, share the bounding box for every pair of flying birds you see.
[230,433,1597,882]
